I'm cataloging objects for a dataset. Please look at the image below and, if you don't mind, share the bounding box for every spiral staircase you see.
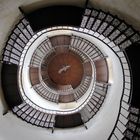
[0,3,140,140]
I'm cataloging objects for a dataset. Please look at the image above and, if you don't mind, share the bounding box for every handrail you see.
[17,26,111,113]
[1,6,138,133]
[71,13,132,137]
[29,37,94,104]
[3,23,131,118]
[123,50,133,105]
[11,27,130,118]
[90,33,131,139]
[36,43,93,96]
[87,34,131,139]
[2,14,132,132]
[18,28,98,114]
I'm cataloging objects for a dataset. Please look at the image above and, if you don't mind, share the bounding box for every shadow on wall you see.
[20,0,85,13]
[0,64,9,115]
[125,43,140,108]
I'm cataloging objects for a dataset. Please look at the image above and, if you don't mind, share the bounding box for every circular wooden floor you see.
[44,51,84,89]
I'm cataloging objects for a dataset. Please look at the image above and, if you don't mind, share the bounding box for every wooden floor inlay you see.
[44,51,84,89]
